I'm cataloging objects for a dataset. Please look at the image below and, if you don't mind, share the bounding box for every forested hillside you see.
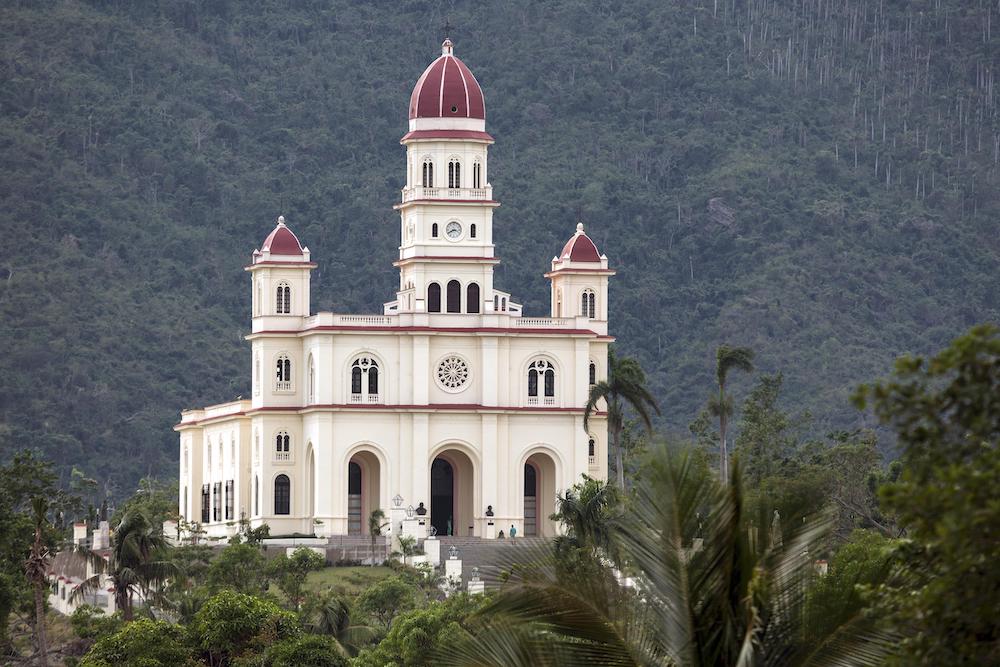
[1,0,998,493]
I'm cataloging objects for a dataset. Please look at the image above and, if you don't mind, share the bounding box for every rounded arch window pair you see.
[351,356,380,398]
[581,289,596,319]
[276,281,291,314]
[448,158,461,188]
[276,354,292,385]
[527,359,556,398]
[421,158,434,187]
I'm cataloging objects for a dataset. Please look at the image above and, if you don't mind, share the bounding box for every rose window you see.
[436,356,470,391]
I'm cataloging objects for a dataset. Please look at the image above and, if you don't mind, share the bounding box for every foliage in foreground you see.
[855,324,1000,665]
[453,445,894,666]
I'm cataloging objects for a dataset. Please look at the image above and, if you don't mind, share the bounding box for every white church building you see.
[175,40,613,540]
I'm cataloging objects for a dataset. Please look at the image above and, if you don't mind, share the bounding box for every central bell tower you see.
[389,39,502,316]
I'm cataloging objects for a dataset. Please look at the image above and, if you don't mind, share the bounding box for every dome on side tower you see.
[252,216,311,264]
[408,39,486,120]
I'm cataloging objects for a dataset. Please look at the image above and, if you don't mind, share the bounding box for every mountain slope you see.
[1,0,998,492]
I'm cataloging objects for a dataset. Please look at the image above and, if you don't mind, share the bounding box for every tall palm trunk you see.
[116,584,132,621]
[32,576,47,667]
[719,385,728,482]
[613,423,624,490]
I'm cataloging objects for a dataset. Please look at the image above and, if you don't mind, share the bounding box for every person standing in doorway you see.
[509,524,517,541]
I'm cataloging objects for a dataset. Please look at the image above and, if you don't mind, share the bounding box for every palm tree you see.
[550,477,622,566]
[306,592,374,656]
[584,348,660,489]
[72,508,175,620]
[367,509,388,567]
[453,445,894,666]
[23,497,50,667]
[710,345,754,483]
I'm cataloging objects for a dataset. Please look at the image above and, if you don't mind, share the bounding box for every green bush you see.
[190,590,299,664]
[78,618,194,667]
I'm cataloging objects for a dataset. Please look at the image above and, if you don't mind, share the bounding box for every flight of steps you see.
[436,536,550,588]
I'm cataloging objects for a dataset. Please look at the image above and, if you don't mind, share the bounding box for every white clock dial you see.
[445,221,462,239]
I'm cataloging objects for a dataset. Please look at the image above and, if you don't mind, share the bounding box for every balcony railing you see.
[350,394,382,404]
[401,186,489,202]
[527,396,557,407]
[275,452,290,462]
[588,456,597,467]
[275,381,292,392]
[513,317,572,328]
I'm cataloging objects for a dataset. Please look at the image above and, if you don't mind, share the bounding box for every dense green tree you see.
[73,508,176,620]
[355,576,418,633]
[245,634,349,667]
[265,547,325,611]
[854,324,1000,664]
[734,372,797,485]
[549,476,623,569]
[454,443,892,666]
[584,348,659,488]
[355,594,485,667]
[709,344,754,482]
[190,590,299,665]
[79,617,195,667]
[206,542,269,595]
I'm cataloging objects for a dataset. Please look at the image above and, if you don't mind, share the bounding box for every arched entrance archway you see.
[524,452,558,537]
[430,448,475,536]
[347,451,380,535]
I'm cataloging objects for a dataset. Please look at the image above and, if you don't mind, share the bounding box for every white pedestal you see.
[424,537,440,566]
[467,579,485,595]
[416,519,428,539]
[401,517,420,540]
[484,521,496,539]
[445,557,462,584]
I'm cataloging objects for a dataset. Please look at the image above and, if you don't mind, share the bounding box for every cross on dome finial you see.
[277,215,285,226]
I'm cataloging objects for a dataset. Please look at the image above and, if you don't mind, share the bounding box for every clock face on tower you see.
[445,221,462,240]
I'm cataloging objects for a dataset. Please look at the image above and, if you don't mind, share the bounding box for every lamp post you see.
[392,494,403,508]
[406,505,415,519]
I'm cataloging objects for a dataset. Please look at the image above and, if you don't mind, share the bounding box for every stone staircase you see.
[436,536,550,587]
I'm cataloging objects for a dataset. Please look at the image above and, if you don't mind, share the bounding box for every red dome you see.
[409,39,485,120]
[558,224,602,263]
[260,216,304,256]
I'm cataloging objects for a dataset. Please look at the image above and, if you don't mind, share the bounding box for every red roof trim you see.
[252,325,602,336]
[400,130,494,142]
[245,261,318,270]
[174,411,248,429]
[544,268,615,277]
[254,404,606,414]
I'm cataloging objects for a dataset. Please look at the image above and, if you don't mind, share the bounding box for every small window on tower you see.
[431,223,439,238]
[470,224,477,238]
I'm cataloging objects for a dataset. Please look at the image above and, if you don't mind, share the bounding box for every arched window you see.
[254,476,259,516]
[448,159,461,188]
[501,297,507,311]
[466,283,480,313]
[274,475,290,515]
[276,354,292,391]
[254,355,260,396]
[589,361,597,385]
[581,289,596,318]
[446,280,461,313]
[493,295,499,312]
[276,281,291,314]
[350,357,381,403]
[308,355,316,403]
[275,431,290,461]
[422,158,433,187]
[589,439,596,457]
[527,359,556,405]
[431,223,439,238]
[255,280,261,317]
[427,283,441,312]
[470,223,477,239]
[472,160,482,189]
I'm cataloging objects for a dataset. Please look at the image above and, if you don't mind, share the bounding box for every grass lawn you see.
[304,565,395,596]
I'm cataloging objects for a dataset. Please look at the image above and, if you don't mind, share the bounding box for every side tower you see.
[546,223,614,337]
[390,39,501,316]
[246,216,315,410]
